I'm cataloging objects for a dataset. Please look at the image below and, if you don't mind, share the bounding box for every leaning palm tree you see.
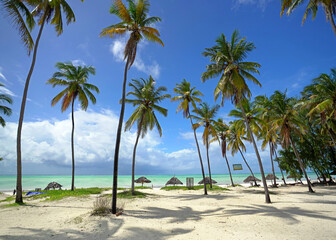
[100,0,163,214]
[270,91,314,192]
[211,118,235,187]
[191,103,219,188]
[46,62,99,191]
[226,121,258,186]
[202,30,271,203]
[171,79,208,195]
[14,0,84,204]
[124,76,170,195]
[281,0,336,36]
[0,83,13,127]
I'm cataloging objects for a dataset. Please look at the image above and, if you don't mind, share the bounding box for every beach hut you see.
[243,175,261,186]
[134,176,151,186]
[165,177,183,186]
[265,173,279,186]
[198,177,217,185]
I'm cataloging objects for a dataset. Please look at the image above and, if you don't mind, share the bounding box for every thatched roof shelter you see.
[165,177,183,186]
[265,173,279,180]
[44,182,62,190]
[198,177,217,184]
[243,175,261,183]
[134,176,151,186]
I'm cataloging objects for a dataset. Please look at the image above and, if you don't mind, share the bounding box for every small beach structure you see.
[198,177,217,185]
[44,182,62,190]
[134,176,151,186]
[165,177,183,186]
[265,173,279,186]
[243,175,261,186]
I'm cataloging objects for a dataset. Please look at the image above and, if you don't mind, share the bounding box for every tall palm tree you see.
[191,103,220,188]
[270,91,314,192]
[100,0,163,213]
[171,79,208,195]
[211,118,235,187]
[15,0,84,204]
[46,62,99,191]
[0,83,13,127]
[202,30,271,203]
[0,0,35,54]
[281,0,336,36]
[226,121,258,186]
[124,76,170,195]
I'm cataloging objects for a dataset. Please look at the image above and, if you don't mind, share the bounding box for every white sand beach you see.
[0,184,335,240]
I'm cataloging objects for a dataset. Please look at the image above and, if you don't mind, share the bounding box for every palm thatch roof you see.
[243,175,261,183]
[165,177,183,186]
[198,177,217,184]
[134,176,151,184]
[44,182,62,190]
[265,173,279,180]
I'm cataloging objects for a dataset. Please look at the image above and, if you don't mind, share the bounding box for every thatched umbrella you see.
[134,176,151,186]
[265,173,279,186]
[198,177,217,185]
[243,175,261,186]
[44,182,62,190]
[165,177,183,186]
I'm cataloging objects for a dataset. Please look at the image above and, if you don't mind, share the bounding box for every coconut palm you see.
[270,91,314,192]
[46,62,99,191]
[202,30,271,203]
[0,83,13,127]
[171,79,208,195]
[124,76,170,195]
[100,0,163,213]
[211,118,235,187]
[280,0,336,36]
[0,0,35,54]
[191,103,220,188]
[226,121,258,186]
[14,0,84,204]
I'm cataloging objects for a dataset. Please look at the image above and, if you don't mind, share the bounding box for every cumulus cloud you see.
[233,0,273,11]
[109,37,161,78]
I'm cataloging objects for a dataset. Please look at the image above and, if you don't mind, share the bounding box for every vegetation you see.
[0,83,12,127]
[125,76,170,195]
[100,0,163,214]
[117,190,147,199]
[46,62,99,191]
[92,196,111,216]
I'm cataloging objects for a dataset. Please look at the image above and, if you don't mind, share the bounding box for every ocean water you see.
[0,172,318,191]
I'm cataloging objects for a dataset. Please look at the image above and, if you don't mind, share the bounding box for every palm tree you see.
[211,118,235,187]
[100,0,163,214]
[46,62,99,191]
[0,0,35,54]
[171,79,208,195]
[270,91,314,192]
[124,76,170,195]
[226,121,258,186]
[280,0,336,36]
[202,30,271,203]
[191,103,219,189]
[13,0,83,204]
[0,83,13,127]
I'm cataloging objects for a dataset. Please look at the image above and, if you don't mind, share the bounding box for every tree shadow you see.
[125,206,224,223]
[165,192,233,202]
[222,204,336,224]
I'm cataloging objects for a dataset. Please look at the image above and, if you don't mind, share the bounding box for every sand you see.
[0,184,335,240]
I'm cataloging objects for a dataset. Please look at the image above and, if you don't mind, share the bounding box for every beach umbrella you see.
[134,176,151,186]
[243,175,261,183]
[198,177,217,185]
[165,177,183,186]
[265,173,279,186]
[44,182,62,190]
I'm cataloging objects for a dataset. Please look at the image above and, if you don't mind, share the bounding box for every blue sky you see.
[0,0,335,176]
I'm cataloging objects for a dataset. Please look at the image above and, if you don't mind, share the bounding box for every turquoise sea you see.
[0,172,318,191]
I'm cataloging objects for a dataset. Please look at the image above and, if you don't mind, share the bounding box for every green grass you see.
[0,195,15,203]
[134,186,152,189]
[2,202,26,208]
[118,190,147,198]
[160,185,230,191]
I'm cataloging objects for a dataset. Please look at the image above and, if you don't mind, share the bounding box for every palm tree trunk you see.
[289,136,314,193]
[131,114,144,195]
[238,101,271,203]
[206,138,212,188]
[189,112,207,195]
[71,98,75,191]
[224,154,235,187]
[16,14,47,204]
[269,142,277,187]
[238,148,257,186]
[112,58,130,214]
[275,151,286,186]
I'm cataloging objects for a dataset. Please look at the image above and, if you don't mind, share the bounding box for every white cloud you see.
[71,59,86,67]
[233,0,273,11]
[109,37,161,78]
